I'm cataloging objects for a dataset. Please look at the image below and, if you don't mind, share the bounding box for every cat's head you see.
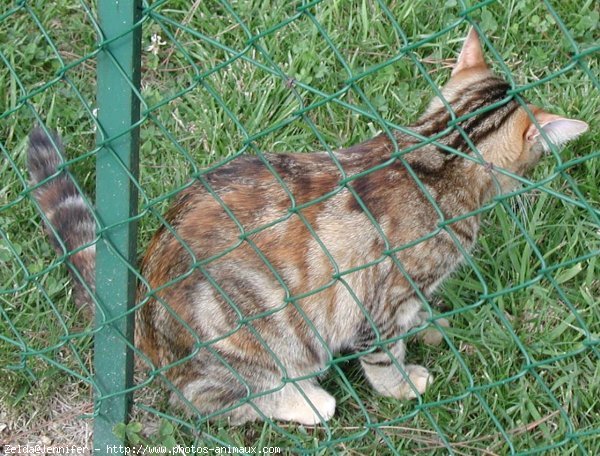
[421,27,588,176]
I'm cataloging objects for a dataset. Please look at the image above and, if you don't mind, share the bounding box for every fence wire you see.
[1,0,599,454]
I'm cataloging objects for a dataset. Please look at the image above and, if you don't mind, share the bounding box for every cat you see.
[28,28,588,425]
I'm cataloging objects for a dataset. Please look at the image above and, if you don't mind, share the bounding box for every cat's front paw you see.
[396,364,433,400]
[415,312,450,346]
[418,317,450,346]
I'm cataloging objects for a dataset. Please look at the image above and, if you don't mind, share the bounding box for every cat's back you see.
[158,134,450,258]
[176,145,382,226]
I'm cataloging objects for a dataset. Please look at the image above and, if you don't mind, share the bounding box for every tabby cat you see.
[28,28,588,425]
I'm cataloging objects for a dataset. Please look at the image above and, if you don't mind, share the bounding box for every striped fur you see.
[29,28,588,425]
[28,128,96,316]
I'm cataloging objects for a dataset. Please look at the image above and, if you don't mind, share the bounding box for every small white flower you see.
[92,108,98,131]
[146,33,167,55]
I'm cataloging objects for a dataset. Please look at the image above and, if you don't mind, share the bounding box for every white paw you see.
[272,386,336,425]
[419,317,450,346]
[301,387,336,424]
[397,364,433,400]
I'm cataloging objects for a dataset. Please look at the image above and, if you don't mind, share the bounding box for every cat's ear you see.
[525,110,589,151]
[452,27,488,76]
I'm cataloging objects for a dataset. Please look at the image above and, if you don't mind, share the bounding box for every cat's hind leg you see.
[179,369,335,425]
[256,380,336,425]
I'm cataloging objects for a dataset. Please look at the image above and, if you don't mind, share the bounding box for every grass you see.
[0,0,599,454]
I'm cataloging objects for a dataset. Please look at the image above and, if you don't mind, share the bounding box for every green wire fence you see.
[1,0,598,454]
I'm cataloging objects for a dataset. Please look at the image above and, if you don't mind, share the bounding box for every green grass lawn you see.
[1,0,598,454]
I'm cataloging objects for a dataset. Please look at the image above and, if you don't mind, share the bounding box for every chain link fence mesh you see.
[1,0,599,454]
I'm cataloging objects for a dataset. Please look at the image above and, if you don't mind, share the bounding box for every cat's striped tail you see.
[27,127,96,316]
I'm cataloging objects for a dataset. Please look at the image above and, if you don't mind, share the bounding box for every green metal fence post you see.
[93,0,141,451]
